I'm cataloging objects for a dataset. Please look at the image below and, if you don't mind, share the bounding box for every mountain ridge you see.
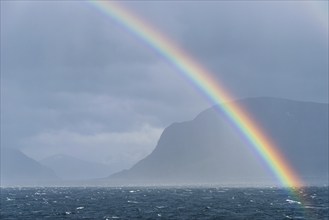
[0,148,60,186]
[109,97,328,186]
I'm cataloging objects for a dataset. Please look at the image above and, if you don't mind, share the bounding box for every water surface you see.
[1,187,328,219]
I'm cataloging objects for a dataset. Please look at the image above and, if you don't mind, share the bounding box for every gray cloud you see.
[171,1,328,102]
[1,1,327,169]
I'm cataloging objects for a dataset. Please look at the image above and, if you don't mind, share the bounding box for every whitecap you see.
[304,205,328,210]
[127,200,139,204]
[286,199,301,204]
[76,206,84,210]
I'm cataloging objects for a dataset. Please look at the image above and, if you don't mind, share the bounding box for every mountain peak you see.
[110,97,328,186]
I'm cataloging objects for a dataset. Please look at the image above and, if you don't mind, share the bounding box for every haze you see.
[1,1,328,186]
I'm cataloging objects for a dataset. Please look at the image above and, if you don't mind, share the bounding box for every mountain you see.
[110,97,328,186]
[0,148,59,186]
[40,154,113,181]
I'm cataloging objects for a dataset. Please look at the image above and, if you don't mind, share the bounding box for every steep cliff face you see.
[110,97,328,186]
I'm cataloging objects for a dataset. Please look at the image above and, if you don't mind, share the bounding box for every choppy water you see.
[1,187,328,219]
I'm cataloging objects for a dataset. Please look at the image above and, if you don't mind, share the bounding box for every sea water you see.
[1,187,328,219]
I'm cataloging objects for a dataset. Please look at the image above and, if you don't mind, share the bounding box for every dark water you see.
[1,187,328,219]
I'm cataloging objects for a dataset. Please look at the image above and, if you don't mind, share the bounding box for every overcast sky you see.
[1,1,328,169]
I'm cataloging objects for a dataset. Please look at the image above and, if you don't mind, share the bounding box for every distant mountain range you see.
[0,148,59,186]
[40,154,113,181]
[110,97,328,186]
[1,97,328,187]
[0,148,115,186]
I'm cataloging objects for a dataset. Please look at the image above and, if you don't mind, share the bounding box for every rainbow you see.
[87,1,304,188]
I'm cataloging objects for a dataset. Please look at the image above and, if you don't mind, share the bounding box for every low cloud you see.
[22,124,162,169]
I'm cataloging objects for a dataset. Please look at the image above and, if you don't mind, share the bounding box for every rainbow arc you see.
[88,1,304,188]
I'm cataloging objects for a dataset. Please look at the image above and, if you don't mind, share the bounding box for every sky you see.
[1,1,328,170]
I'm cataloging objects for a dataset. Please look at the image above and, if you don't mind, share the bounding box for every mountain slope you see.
[0,148,59,186]
[110,97,328,186]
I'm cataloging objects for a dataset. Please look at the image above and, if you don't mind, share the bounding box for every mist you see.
[1,1,328,187]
